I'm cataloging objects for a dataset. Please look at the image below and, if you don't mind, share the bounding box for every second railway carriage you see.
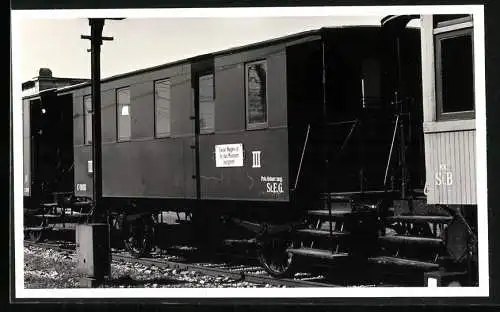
[22,69,88,210]
[22,14,480,286]
[22,70,88,241]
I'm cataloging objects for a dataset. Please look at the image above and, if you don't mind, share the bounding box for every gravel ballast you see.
[24,245,274,289]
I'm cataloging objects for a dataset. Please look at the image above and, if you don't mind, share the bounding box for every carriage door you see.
[191,60,215,200]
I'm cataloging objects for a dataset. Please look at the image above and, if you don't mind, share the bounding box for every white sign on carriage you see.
[215,143,244,167]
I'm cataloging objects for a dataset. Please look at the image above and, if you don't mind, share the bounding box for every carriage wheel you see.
[257,236,296,278]
[123,215,154,258]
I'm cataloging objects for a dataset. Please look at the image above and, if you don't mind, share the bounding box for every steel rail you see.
[24,240,76,251]
[24,240,334,288]
[112,253,333,288]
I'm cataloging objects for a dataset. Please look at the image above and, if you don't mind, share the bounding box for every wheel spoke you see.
[258,237,296,278]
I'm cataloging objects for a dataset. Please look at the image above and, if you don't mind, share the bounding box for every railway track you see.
[23,240,342,288]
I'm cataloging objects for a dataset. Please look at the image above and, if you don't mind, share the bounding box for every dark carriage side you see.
[71,62,196,205]
[195,32,325,224]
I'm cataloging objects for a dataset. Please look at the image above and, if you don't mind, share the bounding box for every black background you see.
[8,0,500,309]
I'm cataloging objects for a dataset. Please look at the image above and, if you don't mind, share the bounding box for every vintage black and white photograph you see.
[11,5,488,298]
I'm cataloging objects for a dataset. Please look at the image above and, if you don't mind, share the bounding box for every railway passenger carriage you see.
[71,26,415,215]
[22,14,480,286]
[420,15,477,206]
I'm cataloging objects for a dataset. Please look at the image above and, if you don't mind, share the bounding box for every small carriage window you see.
[117,87,131,141]
[435,27,474,120]
[199,74,215,134]
[245,60,268,129]
[154,79,171,137]
[83,95,92,145]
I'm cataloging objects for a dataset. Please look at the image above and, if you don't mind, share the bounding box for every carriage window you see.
[199,74,215,134]
[83,95,92,145]
[435,28,474,120]
[245,60,268,129]
[154,79,171,137]
[117,87,131,141]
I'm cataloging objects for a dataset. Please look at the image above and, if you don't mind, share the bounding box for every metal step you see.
[307,210,351,218]
[24,227,45,231]
[379,235,443,246]
[34,212,90,217]
[319,194,352,201]
[24,223,76,232]
[50,223,78,231]
[325,190,395,197]
[385,215,453,224]
[223,238,257,245]
[367,256,440,270]
[73,201,93,207]
[295,229,348,238]
[287,248,349,260]
[52,192,72,198]
[34,214,62,219]
[33,213,90,221]
[24,225,75,232]
[63,211,90,217]
[413,188,426,196]
[42,203,58,208]
[322,202,352,212]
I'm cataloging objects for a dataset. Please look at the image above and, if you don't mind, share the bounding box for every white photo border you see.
[12,5,488,299]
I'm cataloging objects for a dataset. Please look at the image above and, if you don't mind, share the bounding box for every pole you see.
[78,19,116,288]
[81,19,114,222]
[91,19,103,221]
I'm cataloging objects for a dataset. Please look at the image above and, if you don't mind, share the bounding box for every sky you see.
[16,16,397,82]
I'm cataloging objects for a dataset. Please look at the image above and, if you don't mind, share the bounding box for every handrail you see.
[293,124,311,190]
[327,119,358,241]
[336,119,359,157]
[384,114,399,187]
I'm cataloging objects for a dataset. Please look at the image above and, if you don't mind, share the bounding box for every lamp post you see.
[77,18,123,287]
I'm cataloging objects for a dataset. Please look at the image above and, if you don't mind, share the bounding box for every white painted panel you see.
[424,129,476,205]
[463,130,471,203]
[469,131,477,203]
[458,131,466,203]
[424,133,434,203]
